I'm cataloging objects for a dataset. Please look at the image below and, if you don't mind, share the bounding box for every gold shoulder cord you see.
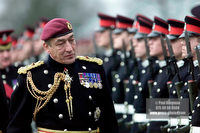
[76,56,103,65]
[27,69,73,121]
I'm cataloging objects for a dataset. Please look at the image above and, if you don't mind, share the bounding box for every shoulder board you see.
[18,61,44,74]
[76,56,103,65]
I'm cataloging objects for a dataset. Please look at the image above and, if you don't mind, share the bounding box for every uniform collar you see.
[158,60,167,68]
[104,49,113,57]
[176,60,184,68]
[47,55,76,71]
[193,60,199,67]
[141,59,149,68]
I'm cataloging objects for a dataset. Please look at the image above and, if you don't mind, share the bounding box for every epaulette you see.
[76,56,103,65]
[18,61,44,74]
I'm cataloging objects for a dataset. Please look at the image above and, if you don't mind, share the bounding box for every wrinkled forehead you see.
[49,32,75,44]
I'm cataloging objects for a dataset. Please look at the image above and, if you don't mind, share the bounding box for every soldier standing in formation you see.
[146,16,172,133]
[161,18,185,132]
[95,12,117,90]
[130,15,159,133]
[111,14,134,133]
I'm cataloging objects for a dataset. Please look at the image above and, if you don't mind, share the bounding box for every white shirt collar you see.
[104,49,113,57]
[158,60,167,68]
[193,60,199,67]
[141,59,149,68]
[176,60,184,68]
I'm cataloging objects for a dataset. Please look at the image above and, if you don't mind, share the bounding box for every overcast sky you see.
[0,0,200,39]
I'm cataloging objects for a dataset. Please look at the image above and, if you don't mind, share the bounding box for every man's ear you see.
[43,42,50,54]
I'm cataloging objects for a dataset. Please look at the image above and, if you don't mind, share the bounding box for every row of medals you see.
[80,80,103,89]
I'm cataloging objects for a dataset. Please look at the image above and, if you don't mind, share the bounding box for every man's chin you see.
[63,58,76,65]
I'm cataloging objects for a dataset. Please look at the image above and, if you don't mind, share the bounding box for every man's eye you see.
[58,43,64,45]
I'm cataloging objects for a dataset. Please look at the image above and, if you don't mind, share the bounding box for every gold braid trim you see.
[27,71,66,121]
[76,56,103,65]
[18,61,44,74]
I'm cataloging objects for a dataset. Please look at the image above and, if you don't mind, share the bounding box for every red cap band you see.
[169,26,184,35]
[100,19,115,28]
[118,22,132,29]
[139,26,152,34]
[154,25,169,34]
[186,24,200,34]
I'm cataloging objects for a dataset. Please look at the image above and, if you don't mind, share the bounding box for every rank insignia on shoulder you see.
[78,73,103,89]
[76,56,103,65]
[18,61,44,74]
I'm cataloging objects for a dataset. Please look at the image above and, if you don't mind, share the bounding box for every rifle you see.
[93,34,99,58]
[185,30,197,112]
[130,39,139,90]
[165,36,183,98]
[159,35,173,133]
[195,44,200,72]
[172,30,197,133]
[136,35,152,131]
[160,36,185,133]
[160,35,174,92]
[144,34,154,98]
[109,30,118,91]
[122,39,129,77]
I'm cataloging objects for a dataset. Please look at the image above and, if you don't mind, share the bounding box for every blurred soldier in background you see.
[32,17,49,62]
[95,12,117,90]
[190,5,200,132]
[130,15,158,133]
[11,26,35,66]
[0,29,21,107]
[0,75,9,133]
[112,14,134,133]
[178,15,200,133]
[146,16,172,133]
[160,18,185,132]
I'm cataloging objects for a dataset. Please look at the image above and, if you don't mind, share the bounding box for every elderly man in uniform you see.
[7,18,118,133]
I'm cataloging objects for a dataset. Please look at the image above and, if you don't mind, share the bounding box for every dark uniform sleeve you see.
[0,76,9,133]
[98,65,119,133]
[7,74,35,133]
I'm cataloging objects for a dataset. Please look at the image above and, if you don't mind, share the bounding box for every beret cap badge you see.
[67,22,72,30]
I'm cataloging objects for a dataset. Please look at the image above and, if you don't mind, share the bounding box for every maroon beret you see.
[41,18,73,41]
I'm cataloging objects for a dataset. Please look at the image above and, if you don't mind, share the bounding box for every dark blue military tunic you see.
[102,49,121,91]
[186,60,200,127]
[147,60,172,133]
[130,59,159,133]
[7,56,118,133]
[111,51,134,133]
[0,74,9,133]
[112,51,133,103]
[169,59,189,99]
